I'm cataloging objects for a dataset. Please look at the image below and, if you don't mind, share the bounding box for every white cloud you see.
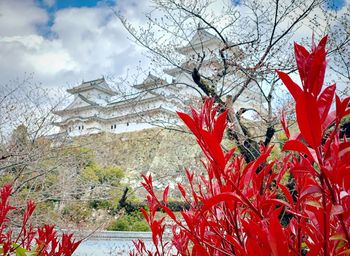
[0,0,149,92]
[24,43,79,75]
[117,0,151,21]
[52,6,135,78]
[0,0,48,37]
[0,35,78,75]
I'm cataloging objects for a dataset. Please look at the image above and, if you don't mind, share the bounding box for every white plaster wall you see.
[103,100,176,119]
[80,89,111,101]
[109,122,153,134]
[60,108,100,122]
[66,95,91,109]
[64,120,103,136]
[66,122,87,136]
[106,113,179,134]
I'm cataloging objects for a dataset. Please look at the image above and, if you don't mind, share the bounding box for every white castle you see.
[53,29,264,136]
[53,74,183,136]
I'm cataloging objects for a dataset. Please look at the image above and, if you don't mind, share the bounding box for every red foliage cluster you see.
[0,184,81,255]
[131,36,350,255]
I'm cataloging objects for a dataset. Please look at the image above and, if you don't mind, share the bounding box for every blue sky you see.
[327,0,347,10]
[36,0,115,10]
[36,0,347,10]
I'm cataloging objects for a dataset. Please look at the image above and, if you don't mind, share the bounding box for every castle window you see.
[78,126,80,130]
[111,125,113,129]
[114,124,116,129]
[127,122,129,126]
[82,125,84,130]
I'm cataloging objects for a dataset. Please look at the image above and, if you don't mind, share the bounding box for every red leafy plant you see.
[131,35,350,255]
[0,184,81,255]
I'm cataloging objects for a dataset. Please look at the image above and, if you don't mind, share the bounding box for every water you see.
[73,231,153,256]
[74,240,134,256]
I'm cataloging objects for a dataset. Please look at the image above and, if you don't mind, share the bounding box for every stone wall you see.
[72,127,203,196]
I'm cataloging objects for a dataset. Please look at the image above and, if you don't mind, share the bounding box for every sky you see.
[0,0,348,99]
[0,0,150,97]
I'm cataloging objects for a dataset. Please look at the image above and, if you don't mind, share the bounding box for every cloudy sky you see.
[0,0,153,94]
[0,0,347,95]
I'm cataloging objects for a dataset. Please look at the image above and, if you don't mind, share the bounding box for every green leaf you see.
[330,233,346,241]
[12,243,30,256]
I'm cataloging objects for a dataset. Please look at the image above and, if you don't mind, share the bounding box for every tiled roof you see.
[66,77,116,95]
[133,73,166,90]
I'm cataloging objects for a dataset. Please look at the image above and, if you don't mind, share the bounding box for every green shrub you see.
[88,199,112,210]
[107,212,150,232]
[62,201,92,223]
[81,162,124,186]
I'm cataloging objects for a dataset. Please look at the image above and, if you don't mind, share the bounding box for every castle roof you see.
[133,73,167,90]
[67,77,116,96]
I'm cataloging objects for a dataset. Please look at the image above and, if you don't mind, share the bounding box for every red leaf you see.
[268,214,290,256]
[199,192,243,215]
[276,70,303,101]
[322,110,336,130]
[163,186,169,204]
[318,84,336,124]
[307,44,327,96]
[177,183,186,199]
[201,129,226,171]
[296,92,322,148]
[140,208,149,223]
[225,235,245,255]
[282,140,314,160]
[177,111,200,138]
[300,185,322,202]
[261,198,292,209]
[331,204,344,216]
[242,220,270,255]
[336,95,350,122]
[285,209,308,219]
[180,211,195,230]
[243,146,272,187]
[317,35,328,49]
[213,110,228,143]
[225,147,236,162]
[279,184,294,207]
[161,205,177,222]
[339,141,350,159]
[192,243,210,256]
[281,111,290,139]
[294,42,310,82]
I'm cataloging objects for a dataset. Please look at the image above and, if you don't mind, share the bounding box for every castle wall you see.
[79,88,110,101]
